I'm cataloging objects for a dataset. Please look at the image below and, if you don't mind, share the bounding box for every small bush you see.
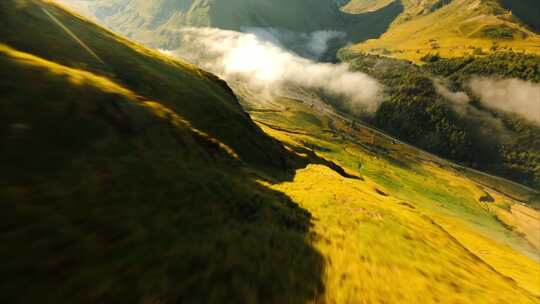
[420,53,442,62]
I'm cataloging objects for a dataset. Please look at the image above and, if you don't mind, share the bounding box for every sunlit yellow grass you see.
[270,164,539,303]
[346,0,540,62]
[0,43,241,161]
[432,214,540,296]
[252,96,540,301]
[0,43,133,96]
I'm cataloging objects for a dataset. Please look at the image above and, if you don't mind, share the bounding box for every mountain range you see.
[56,0,403,51]
[60,0,540,63]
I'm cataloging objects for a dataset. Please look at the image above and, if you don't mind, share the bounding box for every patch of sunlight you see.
[0,43,134,97]
[346,0,540,63]
[271,164,539,303]
[0,43,240,161]
[252,97,539,302]
[432,214,540,296]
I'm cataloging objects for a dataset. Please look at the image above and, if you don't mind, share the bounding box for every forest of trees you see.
[339,51,540,190]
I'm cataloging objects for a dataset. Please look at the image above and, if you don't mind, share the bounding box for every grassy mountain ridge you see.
[5,0,291,171]
[0,1,329,302]
[346,0,540,62]
[0,43,325,303]
[60,0,345,32]
[58,0,370,31]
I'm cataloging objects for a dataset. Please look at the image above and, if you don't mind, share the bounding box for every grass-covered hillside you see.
[244,95,540,303]
[4,0,290,171]
[0,1,325,302]
[346,0,540,62]
[2,1,540,303]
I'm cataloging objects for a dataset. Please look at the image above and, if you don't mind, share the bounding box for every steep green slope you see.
[60,0,344,32]
[347,0,540,62]
[0,1,325,302]
[5,0,289,171]
[0,45,324,303]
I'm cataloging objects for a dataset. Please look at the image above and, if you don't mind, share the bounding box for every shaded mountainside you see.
[5,0,290,171]
[60,0,346,31]
[0,0,328,302]
[499,0,540,33]
[342,0,396,13]
[57,0,404,50]
[346,0,540,62]
[0,44,322,302]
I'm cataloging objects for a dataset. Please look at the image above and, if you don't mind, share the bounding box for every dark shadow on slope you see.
[301,0,405,62]
[342,0,404,42]
[0,0,289,172]
[0,1,326,303]
[499,0,540,33]
[0,46,325,304]
[285,144,364,181]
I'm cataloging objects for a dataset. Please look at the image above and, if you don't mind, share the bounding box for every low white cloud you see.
[433,79,470,110]
[469,77,540,126]
[242,27,346,60]
[161,27,382,113]
[433,78,507,132]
